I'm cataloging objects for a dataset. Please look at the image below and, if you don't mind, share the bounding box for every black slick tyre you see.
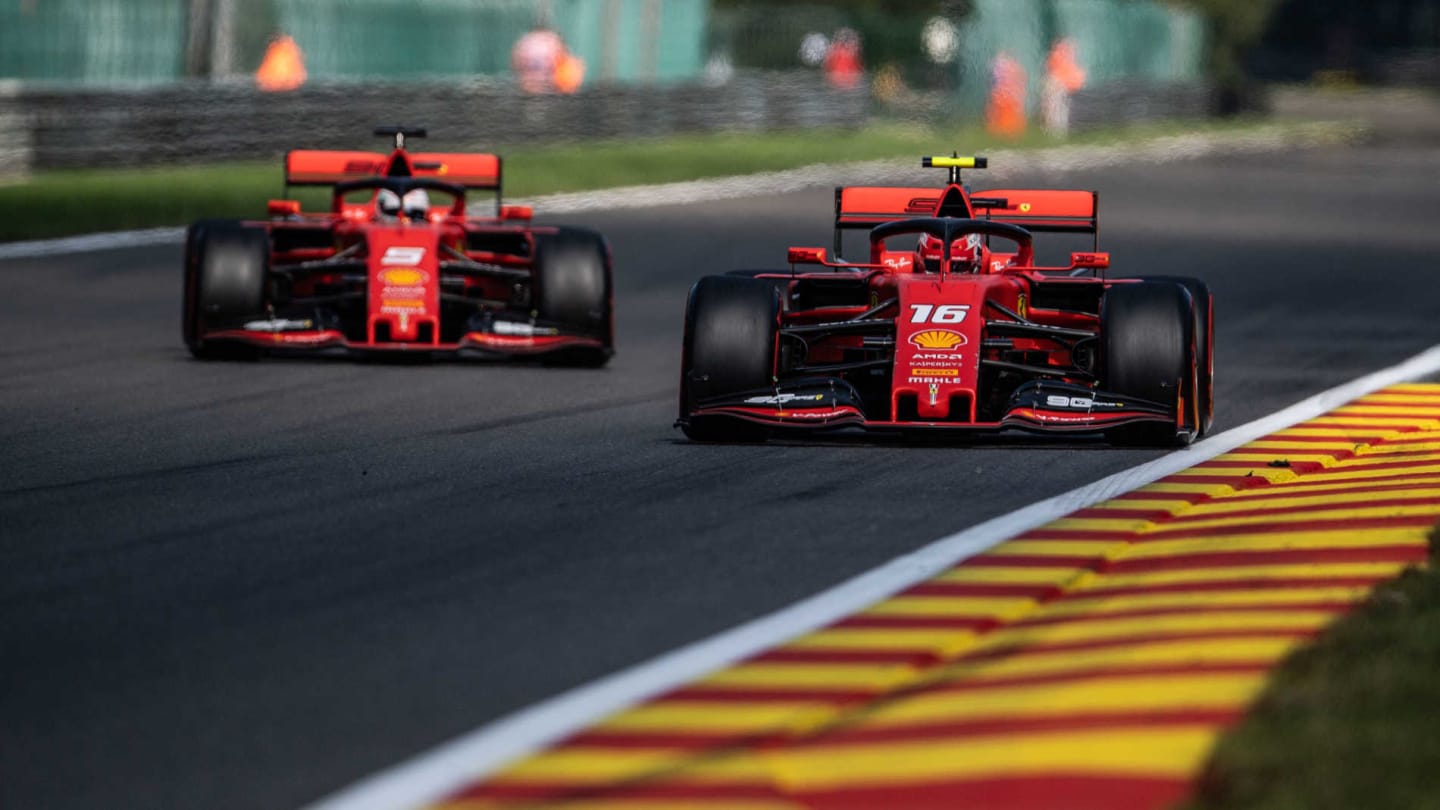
[680,275,780,442]
[1123,275,1214,435]
[533,227,614,367]
[184,222,269,359]
[1100,281,1198,447]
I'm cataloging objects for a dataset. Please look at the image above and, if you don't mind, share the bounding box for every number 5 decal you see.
[909,304,970,324]
[381,246,427,266]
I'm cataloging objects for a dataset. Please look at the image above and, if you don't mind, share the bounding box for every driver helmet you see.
[402,189,431,221]
[376,188,402,221]
[915,231,986,273]
[374,188,432,222]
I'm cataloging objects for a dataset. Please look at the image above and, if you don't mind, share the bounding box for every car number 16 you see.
[909,304,970,324]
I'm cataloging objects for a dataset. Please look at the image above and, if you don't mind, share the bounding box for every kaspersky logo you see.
[909,329,967,350]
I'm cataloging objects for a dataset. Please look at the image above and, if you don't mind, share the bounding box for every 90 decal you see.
[908,304,970,324]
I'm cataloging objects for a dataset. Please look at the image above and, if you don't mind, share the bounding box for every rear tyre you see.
[680,275,780,442]
[184,222,269,360]
[1100,281,1198,447]
[1124,275,1214,435]
[533,227,613,367]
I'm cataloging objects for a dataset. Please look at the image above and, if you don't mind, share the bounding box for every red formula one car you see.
[183,126,613,365]
[678,155,1213,445]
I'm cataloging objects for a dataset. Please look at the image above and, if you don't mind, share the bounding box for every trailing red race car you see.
[678,155,1213,445]
[183,126,613,365]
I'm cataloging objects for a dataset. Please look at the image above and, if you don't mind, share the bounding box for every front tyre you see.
[680,276,780,442]
[1100,281,1199,447]
[184,222,269,360]
[1123,275,1214,435]
[533,227,614,367]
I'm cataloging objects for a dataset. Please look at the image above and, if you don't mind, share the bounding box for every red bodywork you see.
[681,172,1212,439]
[188,142,612,359]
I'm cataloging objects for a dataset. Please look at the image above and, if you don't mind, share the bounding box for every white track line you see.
[305,343,1440,810]
[0,226,186,260]
[0,123,1358,262]
[499,123,1359,216]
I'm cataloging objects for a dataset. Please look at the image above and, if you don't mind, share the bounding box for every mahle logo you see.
[909,329,967,350]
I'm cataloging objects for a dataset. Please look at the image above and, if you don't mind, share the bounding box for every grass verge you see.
[4,117,1295,242]
[1186,521,1440,810]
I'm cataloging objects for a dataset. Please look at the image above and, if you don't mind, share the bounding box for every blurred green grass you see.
[1185,522,1440,810]
[1,119,1275,242]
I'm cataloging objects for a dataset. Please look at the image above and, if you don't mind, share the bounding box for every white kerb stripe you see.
[304,344,1440,810]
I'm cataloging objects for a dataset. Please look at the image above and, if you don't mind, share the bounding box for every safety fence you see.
[0,0,1220,177]
[0,0,709,87]
[0,72,867,172]
[1070,81,1214,131]
[0,74,1218,177]
[712,0,1207,121]
[3,0,1206,99]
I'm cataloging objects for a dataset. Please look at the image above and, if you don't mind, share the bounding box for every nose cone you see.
[892,275,988,421]
[366,227,441,344]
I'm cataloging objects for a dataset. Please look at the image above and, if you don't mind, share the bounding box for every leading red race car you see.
[183,126,613,365]
[678,155,1213,445]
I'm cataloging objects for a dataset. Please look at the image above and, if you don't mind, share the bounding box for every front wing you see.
[681,379,1179,435]
[200,325,607,359]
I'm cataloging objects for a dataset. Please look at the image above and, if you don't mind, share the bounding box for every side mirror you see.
[1071,251,1110,270]
[787,246,828,265]
[500,205,533,221]
[268,199,302,217]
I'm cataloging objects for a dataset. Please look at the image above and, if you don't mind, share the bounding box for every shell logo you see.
[909,329,967,350]
[379,268,426,285]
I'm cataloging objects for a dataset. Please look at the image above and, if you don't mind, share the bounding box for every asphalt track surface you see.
[4,143,1440,810]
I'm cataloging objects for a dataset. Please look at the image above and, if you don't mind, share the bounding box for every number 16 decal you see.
[909,304,970,324]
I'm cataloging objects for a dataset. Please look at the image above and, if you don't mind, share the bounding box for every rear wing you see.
[973,189,1099,245]
[284,150,503,191]
[833,184,1100,255]
[833,186,947,257]
[834,186,943,229]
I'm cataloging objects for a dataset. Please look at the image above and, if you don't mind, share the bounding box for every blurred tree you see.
[1258,0,1440,76]
[1169,0,1281,77]
[1164,0,1284,109]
